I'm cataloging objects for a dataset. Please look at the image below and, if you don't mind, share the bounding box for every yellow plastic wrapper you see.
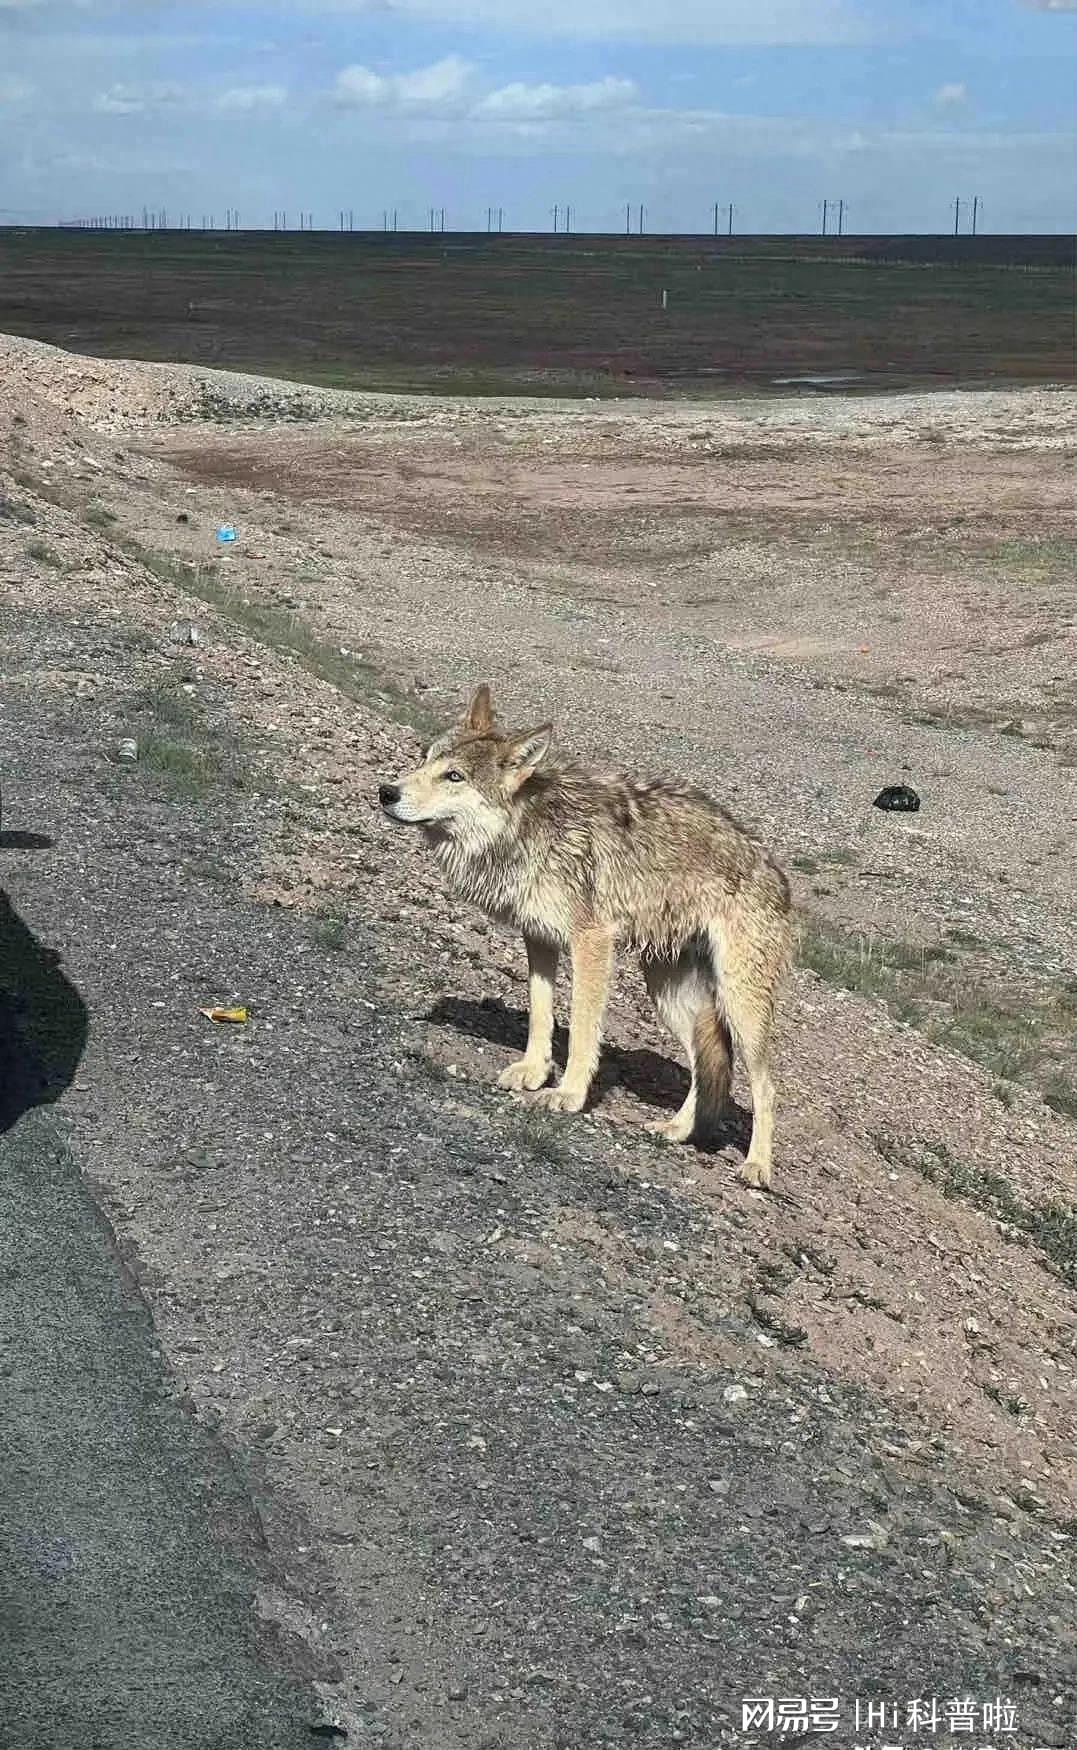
[200,1005,249,1024]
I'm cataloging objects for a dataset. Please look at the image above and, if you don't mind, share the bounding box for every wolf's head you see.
[378,684,552,839]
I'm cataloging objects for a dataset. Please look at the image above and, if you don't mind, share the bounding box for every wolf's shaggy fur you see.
[380,685,793,1186]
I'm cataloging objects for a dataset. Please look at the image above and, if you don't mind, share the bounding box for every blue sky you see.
[1,1,1075,231]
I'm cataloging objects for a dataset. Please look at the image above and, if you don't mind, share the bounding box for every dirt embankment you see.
[2,331,1076,1745]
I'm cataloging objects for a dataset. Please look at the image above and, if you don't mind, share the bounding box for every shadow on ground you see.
[0,835,89,1135]
[427,991,755,1154]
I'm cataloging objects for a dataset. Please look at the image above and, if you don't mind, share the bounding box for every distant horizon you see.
[8,221,1074,241]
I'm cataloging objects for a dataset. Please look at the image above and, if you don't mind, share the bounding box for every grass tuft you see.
[802,919,1077,1109]
[26,538,63,568]
[0,494,36,526]
[312,909,349,952]
[873,1133,1077,1290]
[124,541,440,738]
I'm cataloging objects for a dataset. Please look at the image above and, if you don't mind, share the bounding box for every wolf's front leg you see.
[531,927,614,1115]
[499,934,559,1092]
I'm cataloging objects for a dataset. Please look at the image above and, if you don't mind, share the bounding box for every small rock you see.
[115,738,139,763]
[873,783,921,813]
[841,1523,889,1551]
[447,1686,467,1702]
[309,1717,348,1738]
[722,1383,748,1404]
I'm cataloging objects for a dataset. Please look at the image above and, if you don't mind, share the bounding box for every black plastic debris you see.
[873,784,921,813]
[176,511,190,524]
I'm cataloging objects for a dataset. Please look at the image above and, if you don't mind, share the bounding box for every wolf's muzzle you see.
[378,784,402,810]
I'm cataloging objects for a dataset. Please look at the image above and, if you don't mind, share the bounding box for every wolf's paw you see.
[498,1056,554,1093]
[529,1083,587,1116]
[739,1157,772,1190]
[645,1112,695,1144]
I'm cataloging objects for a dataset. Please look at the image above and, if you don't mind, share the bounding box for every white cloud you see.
[933,81,968,105]
[333,54,474,109]
[333,65,387,104]
[215,83,288,112]
[93,82,183,114]
[475,74,636,119]
[330,60,638,130]
[1023,0,1077,10]
[396,54,473,104]
[90,78,288,117]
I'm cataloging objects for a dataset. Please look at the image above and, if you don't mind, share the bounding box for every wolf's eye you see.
[444,769,465,783]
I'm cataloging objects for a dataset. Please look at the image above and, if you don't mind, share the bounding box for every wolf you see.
[378,685,793,1187]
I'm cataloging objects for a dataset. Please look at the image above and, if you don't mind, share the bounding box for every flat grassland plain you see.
[1,229,1076,1744]
[0,227,1072,395]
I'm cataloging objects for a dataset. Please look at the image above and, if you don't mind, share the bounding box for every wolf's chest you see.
[440,844,522,919]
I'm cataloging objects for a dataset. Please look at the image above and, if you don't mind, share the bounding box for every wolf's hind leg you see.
[710,915,788,1188]
[642,944,732,1143]
[499,934,558,1092]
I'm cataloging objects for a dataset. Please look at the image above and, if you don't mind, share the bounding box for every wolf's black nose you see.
[379,784,401,807]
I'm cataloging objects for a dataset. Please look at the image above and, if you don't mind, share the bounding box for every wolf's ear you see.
[501,723,552,790]
[464,683,494,733]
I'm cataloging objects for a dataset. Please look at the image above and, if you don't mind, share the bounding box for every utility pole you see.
[971,194,980,235]
[837,198,845,237]
[552,204,559,233]
[713,200,719,237]
[953,195,961,237]
[728,202,734,236]
[638,203,645,235]
[821,197,828,236]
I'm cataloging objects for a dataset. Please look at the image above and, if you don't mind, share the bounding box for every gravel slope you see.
[2,333,1075,1745]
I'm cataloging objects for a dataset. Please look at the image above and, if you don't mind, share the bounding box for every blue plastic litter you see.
[215,524,237,544]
